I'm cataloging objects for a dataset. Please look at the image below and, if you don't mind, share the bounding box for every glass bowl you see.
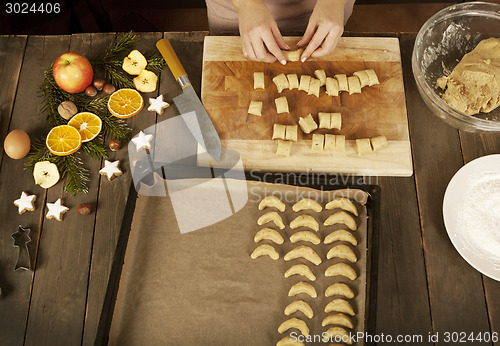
[412,2,500,133]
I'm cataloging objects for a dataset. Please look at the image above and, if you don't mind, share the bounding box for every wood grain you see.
[401,33,491,342]
[0,35,67,346]
[201,36,412,176]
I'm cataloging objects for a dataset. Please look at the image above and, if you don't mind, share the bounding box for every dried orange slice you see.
[46,125,82,156]
[67,112,102,142]
[107,88,144,118]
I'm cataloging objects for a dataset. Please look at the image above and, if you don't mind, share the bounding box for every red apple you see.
[53,52,93,94]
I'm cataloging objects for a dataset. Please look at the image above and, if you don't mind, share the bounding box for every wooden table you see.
[0,32,499,346]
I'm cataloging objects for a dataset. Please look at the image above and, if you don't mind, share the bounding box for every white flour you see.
[458,172,500,266]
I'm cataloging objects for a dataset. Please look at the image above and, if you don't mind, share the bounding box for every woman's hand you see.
[297,0,346,61]
[232,0,289,64]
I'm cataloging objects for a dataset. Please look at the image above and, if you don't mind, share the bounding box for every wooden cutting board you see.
[201,36,412,176]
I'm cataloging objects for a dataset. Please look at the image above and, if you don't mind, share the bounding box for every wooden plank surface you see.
[400,33,492,343]
[0,35,68,346]
[201,36,412,176]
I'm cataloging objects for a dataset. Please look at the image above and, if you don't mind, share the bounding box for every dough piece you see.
[324,134,336,151]
[324,211,357,230]
[258,211,285,229]
[314,69,327,86]
[284,264,317,281]
[318,112,331,129]
[325,263,358,280]
[277,336,305,346]
[326,77,340,96]
[335,135,345,152]
[273,73,289,93]
[325,282,355,299]
[347,75,362,95]
[14,191,36,214]
[292,198,322,212]
[254,228,284,244]
[311,134,324,152]
[253,71,265,90]
[283,48,303,62]
[353,70,370,88]
[438,37,500,115]
[326,244,358,262]
[324,298,355,316]
[285,125,298,142]
[330,113,341,130]
[248,100,262,116]
[276,140,292,157]
[278,317,310,336]
[287,73,299,89]
[275,96,289,114]
[322,313,354,329]
[365,69,380,86]
[371,135,388,151]
[325,197,358,216]
[299,75,311,92]
[288,281,318,298]
[284,245,322,265]
[324,229,358,246]
[323,326,353,344]
[335,74,348,91]
[250,244,279,260]
[298,114,318,134]
[290,215,319,232]
[272,124,286,140]
[290,231,321,245]
[356,138,372,155]
[258,195,286,212]
[285,300,314,319]
[308,78,321,97]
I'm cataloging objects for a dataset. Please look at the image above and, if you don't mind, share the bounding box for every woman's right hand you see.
[232,0,289,64]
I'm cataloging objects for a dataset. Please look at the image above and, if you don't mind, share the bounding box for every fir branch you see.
[105,31,139,58]
[144,53,166,74]
[104,67,135,89]
[100,113,131,142]
[81,140,107,160]
[25,139,52,172]
[58,154,90,195]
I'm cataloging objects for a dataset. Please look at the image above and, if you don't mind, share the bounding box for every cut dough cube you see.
[330,113,341,130]
[335,135,345,152]
[326,77,339,96]
[356,138,373,155]
[365,69,380,86]
[299,75,311,92]
[287,74,299,90]
[324,134,336,151]
[371,135,388,151]
[283,48,303,62]
[248,101,263,116]
[314,69,327,86]
[275,96,289,114]
[308,78,321,97]
[312,134,324,152]
[273,73,289,93]
[298,114,318,134]
[272,124,286,140]
[318,112,331,129]
[353,70,370,88]
[254,72,265,90]
[335,74,348,91]
[285,125,298,142]
[276,140,292,157]
[347,76,362,95]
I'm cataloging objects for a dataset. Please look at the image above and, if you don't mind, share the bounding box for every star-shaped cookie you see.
[46,198,69,221]
[14,191,36,214]
[131,131,153,152]
[148,94,170,115]
[99,160,122,181]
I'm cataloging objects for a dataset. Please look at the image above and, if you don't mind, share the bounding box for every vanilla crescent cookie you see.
[325,283,355,299]
[285,300,314,319]
[325,197,358,216]
[257,211,285,229]
[325,263,357,280]
[284,264,317,281]
[326,244,358,263]
[292,198,322,212]
[288,281,317,298]
[290,215,319,232]
[250,244,279,260]
[322,313,354,329]
[284,245,322,265]
[254,228,284,244]
[289,231,321,245]
[278,317,310,336]
[324,298,355,316]
[258,195,286,212]
[323,326,353,344]
[276,335,305,346]
[324,229,358,246]
[324,211,357,231]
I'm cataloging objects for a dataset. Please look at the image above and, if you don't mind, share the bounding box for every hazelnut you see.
[93,79,106,90]
[103,84,116,95]
[77,203,92,215]
[58,101,78,120]
[85,86,97,97]
[109,139,122,151]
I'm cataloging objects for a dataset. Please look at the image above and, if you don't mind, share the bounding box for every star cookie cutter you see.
[11,225,32,271]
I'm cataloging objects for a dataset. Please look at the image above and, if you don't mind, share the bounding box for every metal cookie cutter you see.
[11,225,31,271]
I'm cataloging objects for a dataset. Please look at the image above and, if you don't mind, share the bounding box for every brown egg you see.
[4,129,31,159]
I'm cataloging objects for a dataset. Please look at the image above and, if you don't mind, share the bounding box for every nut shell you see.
[109,139,122,151]
[103,84,116,95]
[58,101,78,120]
[77,203,92,215]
